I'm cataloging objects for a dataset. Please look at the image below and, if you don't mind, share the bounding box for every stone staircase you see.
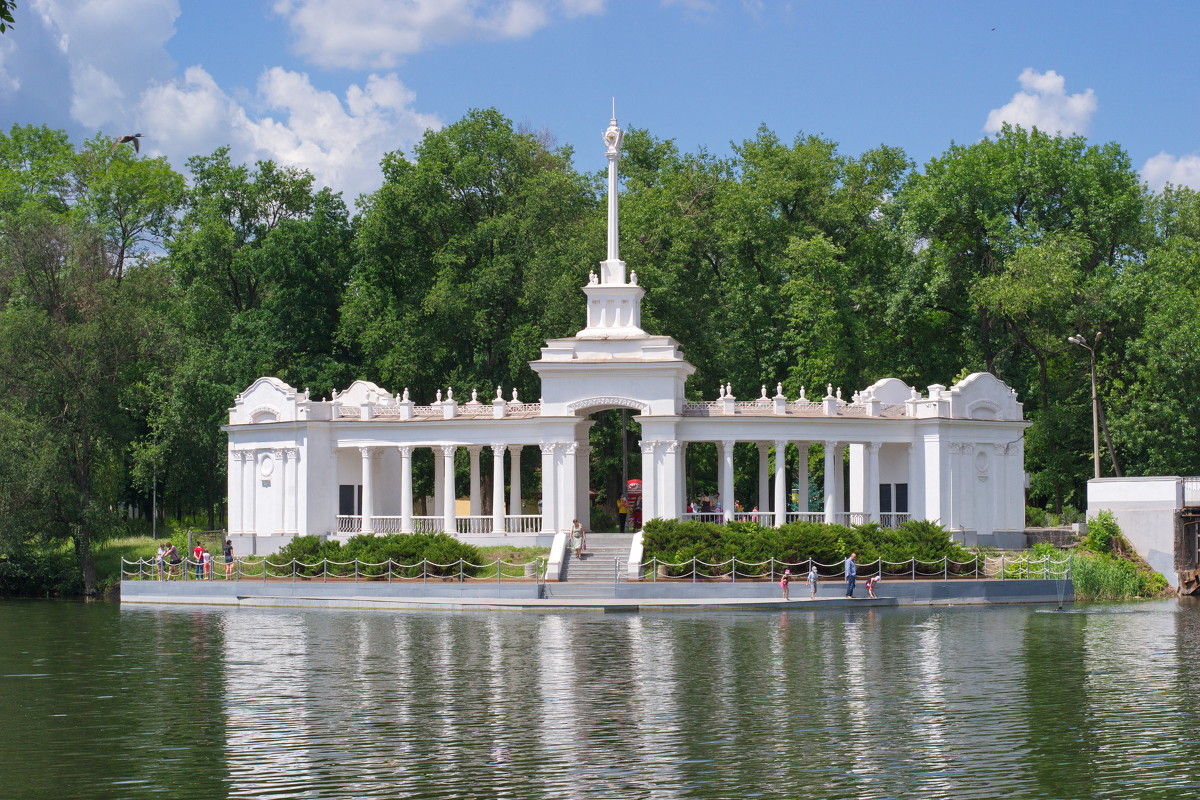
[559,532,634,584]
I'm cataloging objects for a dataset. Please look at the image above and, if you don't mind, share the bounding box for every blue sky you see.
[2,1,1198,200]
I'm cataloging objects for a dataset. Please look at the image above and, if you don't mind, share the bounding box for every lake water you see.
[2,599,1198,799]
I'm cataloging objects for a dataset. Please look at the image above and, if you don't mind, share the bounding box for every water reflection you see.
[3,601,1200,799]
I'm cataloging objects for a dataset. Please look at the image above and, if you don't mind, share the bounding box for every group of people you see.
[153,540,235,580]
[616,495,641,532]
[779,553,881,601]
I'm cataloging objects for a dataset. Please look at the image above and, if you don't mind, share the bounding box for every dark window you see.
[895,483,909,513]
[339,485,362,515]
[879,484,893,513]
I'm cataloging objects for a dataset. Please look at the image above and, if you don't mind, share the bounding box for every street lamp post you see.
[1068,332,1102,480]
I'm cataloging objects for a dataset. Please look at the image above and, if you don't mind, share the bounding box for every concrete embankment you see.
[121,578,1072,612]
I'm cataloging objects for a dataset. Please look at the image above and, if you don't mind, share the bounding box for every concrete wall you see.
[1088,477,1182,588]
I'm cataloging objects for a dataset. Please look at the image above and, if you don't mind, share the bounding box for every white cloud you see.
[984,68,1097,137]
[1141,152,1200,192]
[31,0,180,129]
[0,36,20,93]
[272,0,603,69]
[140,66,441,199]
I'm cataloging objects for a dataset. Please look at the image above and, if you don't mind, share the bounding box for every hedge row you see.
[271,533,484,578]
[640,518,973,576]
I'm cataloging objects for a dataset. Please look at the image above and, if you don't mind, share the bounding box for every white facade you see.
[223,113,1030,551]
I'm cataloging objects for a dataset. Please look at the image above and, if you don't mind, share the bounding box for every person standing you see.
[201,548,212,580]
[154,545,165,581]
[192,542,204,579]
[780,569,791,601]
[223,539,235,579]
[617,495,628,533]
[571,519,585,559]
[808,563,819,598]
[844,552,857,598]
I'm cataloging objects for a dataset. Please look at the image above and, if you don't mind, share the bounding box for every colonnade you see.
[355,443,532,535]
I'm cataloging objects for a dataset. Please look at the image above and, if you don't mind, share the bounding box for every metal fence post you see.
[911,558,915,581]
[652,557,657,583]
[944,557,948,580]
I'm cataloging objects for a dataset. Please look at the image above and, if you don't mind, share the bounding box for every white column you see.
[286,448,299,533]
[660,441,680,520]
[509,446,522,516]
[823,440,838,524]
[491,445,507,533]
[678,442,688,514]
[639,441,657,524]
[867,442,881,523]
[774,440,788,527]
[576,444,591,530]
[757,442,771,517]
[961,443,975,532]
[359,447,375,534]
[467,445,483,516]
[441,445,457,534]
[274,448,287,534]
[906,442,922,521]
[539,443,557,533]
[719,439,736,523]
[229,450,244,534]
[398,446,414,533]
[834,444,846,518]
[243,450,257,534]
[559,442,577,532]
[796,443,810,516]
[432,448,444,517]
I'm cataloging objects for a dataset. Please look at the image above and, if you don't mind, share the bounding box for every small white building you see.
[223,114,1031,553]
[1087,477,1200,590]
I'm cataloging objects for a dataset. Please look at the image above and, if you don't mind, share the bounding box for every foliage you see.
[1082,509,1120,554]
[640,518,971,576]
[269,533,484,579]
[1069,551,1163,601]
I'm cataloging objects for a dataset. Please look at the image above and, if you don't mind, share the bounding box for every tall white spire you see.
[576,107,645,338]
[601,106,625,282]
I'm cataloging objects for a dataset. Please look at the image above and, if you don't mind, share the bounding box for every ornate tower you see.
[576,107,647,338]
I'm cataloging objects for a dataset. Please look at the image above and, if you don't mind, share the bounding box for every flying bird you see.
[111,133,143,153]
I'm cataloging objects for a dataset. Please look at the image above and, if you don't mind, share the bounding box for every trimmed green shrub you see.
[640,517,972,575]
[269,533,482,579]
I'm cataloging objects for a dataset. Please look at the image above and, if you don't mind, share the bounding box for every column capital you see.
[719,439,736,451]
[539,442,558,455]
[867,441,882,453]
[491,443,508,456]
[396,445,414,457]
[562,442,578,456]
[663,440,680,454]
[358,446,374,458]
[823,439,840,450]
[757,441,771,454]
[466,444,484,455]
[774,439,788,450]
[440,444,457,457]
[639,440,658,455]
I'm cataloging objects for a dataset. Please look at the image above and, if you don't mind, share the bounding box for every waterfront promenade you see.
[121,577,1072,612]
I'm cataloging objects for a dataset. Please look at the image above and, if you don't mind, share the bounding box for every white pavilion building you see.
[224,114,1030,554]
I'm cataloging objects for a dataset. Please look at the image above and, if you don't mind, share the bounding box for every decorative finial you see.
[726,382,733,396]
[800,386,807,400]
[471,388,478,403]
[403,387,409,401]
[761,385,767,399]
[512,387,519,402]
[447,387,454,401]
[836,387,843,401]
[435,389,442,403]
[826,383,833,397]
[332,388,339,400]
[630,270,637,285]
[776,382,784,397]
[589,270,598,284]
[497,385,503,399]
